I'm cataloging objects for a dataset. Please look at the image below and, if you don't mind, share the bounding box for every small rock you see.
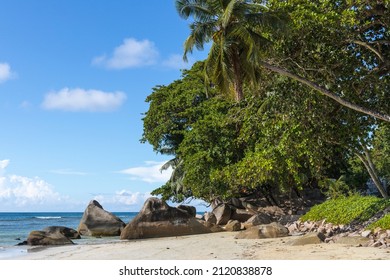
[235,222,289,239]
[290,232,325,246]
[361,230,372,238]
[335,236,370,246]
[224,220,241,232]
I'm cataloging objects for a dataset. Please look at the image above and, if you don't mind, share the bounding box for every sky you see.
[0,0,209,212]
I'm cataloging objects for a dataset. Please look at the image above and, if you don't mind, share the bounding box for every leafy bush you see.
[301,195,390,225]
[319,175,355,199]
[367,214,390,230]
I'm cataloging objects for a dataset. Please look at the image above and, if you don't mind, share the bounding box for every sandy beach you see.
[8,231,390,260]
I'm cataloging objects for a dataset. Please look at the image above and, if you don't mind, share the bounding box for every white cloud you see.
[92,38,159,69]
[0,159,10,170]
[162,54,194,70]
[119,161,172,183]
[42,87,127,112]
[0,160,63,209]
[0,62,15,83]
[94,190,151,206]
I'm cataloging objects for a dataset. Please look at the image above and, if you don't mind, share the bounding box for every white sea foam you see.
[35,216,61,219]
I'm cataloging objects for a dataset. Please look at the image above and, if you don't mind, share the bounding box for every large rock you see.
[212,203,232,225]
[231,209,253,223]
[204,212,217,224]
[120,197,211,239]
[235,222,289,239]
[243,213,272,228]
[77,200,125,236]
[27,230,74,246]
[43,226,81,239]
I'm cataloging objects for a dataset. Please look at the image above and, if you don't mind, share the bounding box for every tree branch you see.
[350,40,385,62]
[260,61,390,122]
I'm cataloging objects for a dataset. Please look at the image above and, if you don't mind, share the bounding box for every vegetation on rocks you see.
[301,194,390,225]
[367,214,390,230]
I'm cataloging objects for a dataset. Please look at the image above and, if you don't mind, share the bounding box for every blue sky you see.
[0,1,209,212]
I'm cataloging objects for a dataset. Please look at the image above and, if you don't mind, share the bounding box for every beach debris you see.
[120,197,211,239]
[77,200,126,237]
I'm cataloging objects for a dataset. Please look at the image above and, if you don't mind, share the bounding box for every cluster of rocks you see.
[20,200,127,246]
[19,196,390,250]
[197,200,390,248]
[20,197,212,246]
[286,219,390,248]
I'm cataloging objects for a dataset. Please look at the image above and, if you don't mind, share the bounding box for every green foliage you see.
[367,214,390,230]
[301,195,390,224]
[319,175,355,199]
[142,0,390,204]
[177,0,286,100]
[372,124,390,182]
[141,61,213,155]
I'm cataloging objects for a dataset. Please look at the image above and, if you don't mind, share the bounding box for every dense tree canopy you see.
[141,0,390,205]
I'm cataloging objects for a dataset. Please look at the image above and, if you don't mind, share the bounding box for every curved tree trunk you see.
[260,61,390,122]
[355,151,388,199]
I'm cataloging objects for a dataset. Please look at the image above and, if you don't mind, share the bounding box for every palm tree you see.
[177,0,390,122]
[159,157,189,201]
[176,0,281,102]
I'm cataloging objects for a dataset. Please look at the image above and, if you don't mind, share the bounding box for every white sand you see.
[8,231,390,260]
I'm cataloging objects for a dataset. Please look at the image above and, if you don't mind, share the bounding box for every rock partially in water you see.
[78,200,125,236]
[27,230,74,246]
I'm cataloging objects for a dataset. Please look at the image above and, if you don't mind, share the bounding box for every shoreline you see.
[3,231,390,260]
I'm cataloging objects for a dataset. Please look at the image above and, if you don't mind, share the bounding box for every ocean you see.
[0,212,138,259]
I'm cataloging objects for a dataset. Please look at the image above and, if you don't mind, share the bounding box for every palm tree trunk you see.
[232,49,244,102]
[260,61,390,122]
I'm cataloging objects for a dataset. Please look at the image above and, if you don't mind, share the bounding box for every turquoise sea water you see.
[0,212,137,259]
